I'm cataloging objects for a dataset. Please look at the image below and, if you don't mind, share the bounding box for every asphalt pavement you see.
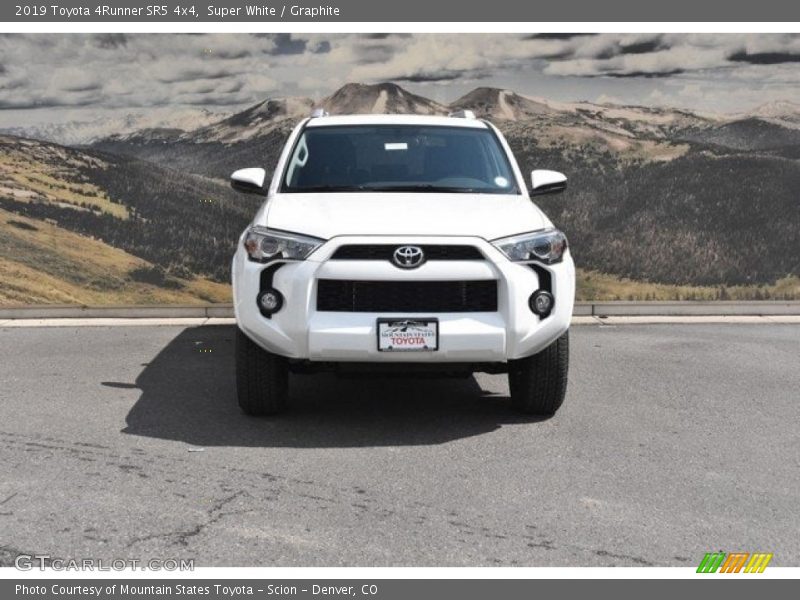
[0,323,798,567]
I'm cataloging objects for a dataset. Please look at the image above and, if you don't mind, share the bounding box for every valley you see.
[2,82,799,303]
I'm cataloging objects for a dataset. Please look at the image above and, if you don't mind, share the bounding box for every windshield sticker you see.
[384,142,408,151]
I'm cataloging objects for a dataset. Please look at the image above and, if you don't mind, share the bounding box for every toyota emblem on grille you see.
[392,245,425,269]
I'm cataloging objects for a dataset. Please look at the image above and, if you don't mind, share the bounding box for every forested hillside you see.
[0,135,258,303]
[94,83,800,290]
[3,82,799,303]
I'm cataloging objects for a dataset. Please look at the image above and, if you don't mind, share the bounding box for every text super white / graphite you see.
[208,5,341,17]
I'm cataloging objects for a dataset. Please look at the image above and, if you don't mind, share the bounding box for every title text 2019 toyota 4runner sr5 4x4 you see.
[230,110,575,416]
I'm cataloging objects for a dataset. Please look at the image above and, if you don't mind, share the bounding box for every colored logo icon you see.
[697,552,773,573]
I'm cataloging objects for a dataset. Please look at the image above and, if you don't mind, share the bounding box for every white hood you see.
[260,192,549,240]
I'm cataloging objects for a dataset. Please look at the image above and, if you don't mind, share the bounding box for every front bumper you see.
[233,235,574,363]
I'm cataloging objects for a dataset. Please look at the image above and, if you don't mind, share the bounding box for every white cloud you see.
[0,33,797,121]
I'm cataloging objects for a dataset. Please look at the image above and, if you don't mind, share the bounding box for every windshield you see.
[281,125,518,194]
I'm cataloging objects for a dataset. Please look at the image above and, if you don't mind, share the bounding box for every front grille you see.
[317,279,498,313]
[330,244,484,261]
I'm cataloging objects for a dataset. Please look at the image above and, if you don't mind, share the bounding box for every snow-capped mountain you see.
[0,107,227,146]
[182,97,315,144]
[744,100,800,128]
[318,82,447,116]
[450,87,557,120]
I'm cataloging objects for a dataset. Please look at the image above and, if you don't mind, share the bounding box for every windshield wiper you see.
[366,184,480,193]
[290,185,370,192]
[288,184,498,193]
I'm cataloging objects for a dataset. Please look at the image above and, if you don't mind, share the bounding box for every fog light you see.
[529,290,554,317]
[257,288,283,316]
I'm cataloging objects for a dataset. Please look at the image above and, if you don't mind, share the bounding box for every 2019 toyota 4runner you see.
[230,111,575,416]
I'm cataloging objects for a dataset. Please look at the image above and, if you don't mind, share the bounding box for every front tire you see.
[508,331,569,416]
[235,327,289,416]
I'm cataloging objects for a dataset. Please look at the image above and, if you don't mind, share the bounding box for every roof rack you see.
[310,108,329,118]
[448,109,476,119]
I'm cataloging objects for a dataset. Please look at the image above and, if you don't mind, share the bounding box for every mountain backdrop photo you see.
[1,33,799,305]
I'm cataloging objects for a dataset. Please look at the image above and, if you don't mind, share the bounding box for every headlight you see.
[243,227,325,262]
[492,229,568,264]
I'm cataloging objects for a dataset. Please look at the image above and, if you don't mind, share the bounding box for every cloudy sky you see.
[1,32,799,127]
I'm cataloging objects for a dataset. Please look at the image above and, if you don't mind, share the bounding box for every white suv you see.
[230,112,575,416]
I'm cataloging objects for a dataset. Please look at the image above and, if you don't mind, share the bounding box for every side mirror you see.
[230,168,267,195]
[530,169,567,196]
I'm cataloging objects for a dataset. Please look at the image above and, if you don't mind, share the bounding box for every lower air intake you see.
[316,279,498,313]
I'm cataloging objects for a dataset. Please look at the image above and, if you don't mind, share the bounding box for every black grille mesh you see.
[317,280,498,313]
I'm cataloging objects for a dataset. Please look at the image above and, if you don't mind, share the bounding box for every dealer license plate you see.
[377,319,439,352]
